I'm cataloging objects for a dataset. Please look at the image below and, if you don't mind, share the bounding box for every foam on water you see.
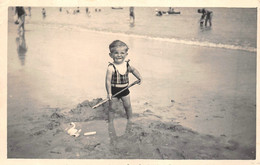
[36,21,257,53]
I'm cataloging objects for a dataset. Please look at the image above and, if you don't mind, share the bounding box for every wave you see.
[71,24,257,53]
[31,21,257,53]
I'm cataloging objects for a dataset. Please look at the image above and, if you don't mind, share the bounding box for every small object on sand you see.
[144,109,153,113]
[84,131,96,136]
[50,151,61,154]
[66,122,81,137]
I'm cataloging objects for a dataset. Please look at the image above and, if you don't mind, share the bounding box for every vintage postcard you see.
[0,0,259,164]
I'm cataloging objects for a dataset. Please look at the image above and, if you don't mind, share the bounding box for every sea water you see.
[10,7,257,52]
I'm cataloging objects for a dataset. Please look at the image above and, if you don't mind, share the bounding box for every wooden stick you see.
[92,80,140,109]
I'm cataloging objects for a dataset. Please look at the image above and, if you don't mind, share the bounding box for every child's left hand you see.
[137,79,142,85]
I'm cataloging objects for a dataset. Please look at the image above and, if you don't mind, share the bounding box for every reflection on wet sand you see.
[108,121,142,158]
[130,22,135,28]
[16,32,27,65]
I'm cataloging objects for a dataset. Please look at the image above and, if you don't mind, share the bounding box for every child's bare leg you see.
[108,98,117,123]
[121,95,133,121]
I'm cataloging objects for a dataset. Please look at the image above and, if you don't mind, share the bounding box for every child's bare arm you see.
[105,66,113,99]
[129,66,142,84]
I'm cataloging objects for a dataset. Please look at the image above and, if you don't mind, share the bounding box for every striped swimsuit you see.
[109,61,131,98]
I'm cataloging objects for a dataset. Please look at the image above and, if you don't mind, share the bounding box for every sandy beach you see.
[7,8,256,159]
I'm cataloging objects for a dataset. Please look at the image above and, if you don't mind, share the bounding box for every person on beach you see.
[168,7,174,13]
[129,7,135,23]
[85,7,91,17]
[106,40,142,122]
[15,7,26,34]
[73,7,80,14]
[27,7,31,17]
[42,8,46,18]
[198,8,213,27]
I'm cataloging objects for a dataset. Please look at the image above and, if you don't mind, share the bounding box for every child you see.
[106,40,142,122]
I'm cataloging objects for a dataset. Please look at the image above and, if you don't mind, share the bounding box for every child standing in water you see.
[106,40,142,122]
[129,7,135,23]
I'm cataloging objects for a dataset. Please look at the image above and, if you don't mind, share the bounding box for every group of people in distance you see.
[14,7,212,35]
[155,7,213,27]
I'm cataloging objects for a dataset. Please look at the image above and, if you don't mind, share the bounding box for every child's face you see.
[109,46,128,64]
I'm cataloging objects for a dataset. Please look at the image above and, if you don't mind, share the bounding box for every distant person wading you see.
[198,8,213,27]
[129,7,135,23]
[42,8,46,18]
[15,7,26,34]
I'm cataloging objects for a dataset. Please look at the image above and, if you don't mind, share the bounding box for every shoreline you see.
[25,20,257,53]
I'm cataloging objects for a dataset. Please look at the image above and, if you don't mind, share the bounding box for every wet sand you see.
[7,99,255,159]
[7,15,256,159]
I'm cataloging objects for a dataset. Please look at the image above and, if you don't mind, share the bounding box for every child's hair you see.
[109,40,129,53]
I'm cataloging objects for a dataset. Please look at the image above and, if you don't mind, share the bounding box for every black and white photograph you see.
[0,0,259,164]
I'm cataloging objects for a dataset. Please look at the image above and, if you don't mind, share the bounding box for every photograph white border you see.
[0,0,259,164]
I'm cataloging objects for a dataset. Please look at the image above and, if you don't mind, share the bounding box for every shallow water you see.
[9,7,257,51]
